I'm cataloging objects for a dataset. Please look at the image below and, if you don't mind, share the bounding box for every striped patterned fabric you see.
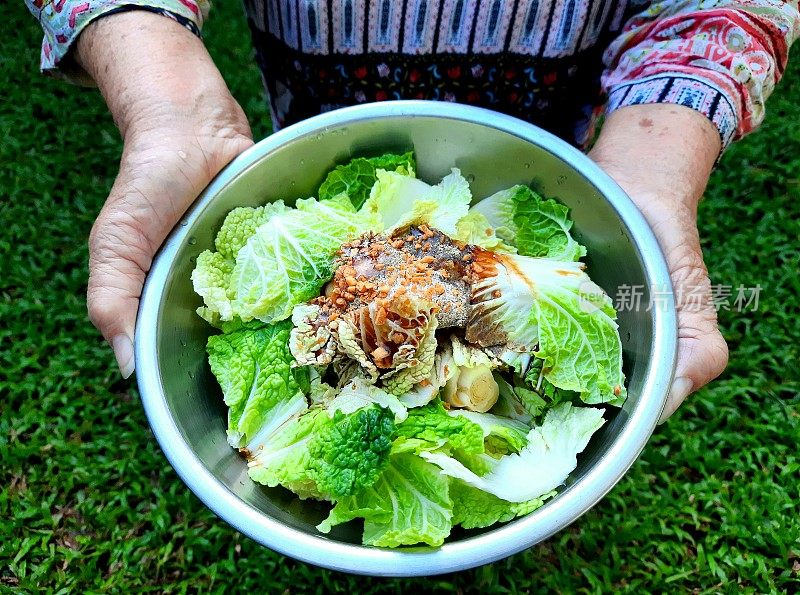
[26,0,800,150]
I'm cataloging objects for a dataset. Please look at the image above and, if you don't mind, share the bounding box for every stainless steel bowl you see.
[136,101,677,576]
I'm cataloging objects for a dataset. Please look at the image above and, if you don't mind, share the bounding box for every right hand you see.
[76,12,253,376]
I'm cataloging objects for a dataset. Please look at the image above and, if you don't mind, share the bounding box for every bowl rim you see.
[136,100,677,577]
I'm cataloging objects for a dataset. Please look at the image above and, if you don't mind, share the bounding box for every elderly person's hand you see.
[75,12,253,377]
[589,104,729,422]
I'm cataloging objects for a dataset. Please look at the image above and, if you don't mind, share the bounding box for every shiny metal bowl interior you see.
[136,101,677,576]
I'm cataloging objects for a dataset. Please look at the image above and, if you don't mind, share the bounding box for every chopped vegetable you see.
[327,377,408,422]
[195,151,627,547]
[394,400,485,454]
[467,249,626,404]
[318,151,416,209]
[206,320,309,448]
[442,336,503,412]
[453,211,517,253]
[363,168,471,236]
[471,185,586,261]
[443,365,499,412]
[317,452,453,547]
[447,409,530,454]
[421,403,605,502]
[193,195,381,325]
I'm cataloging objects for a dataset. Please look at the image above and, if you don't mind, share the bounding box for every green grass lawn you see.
[2,3,799,592]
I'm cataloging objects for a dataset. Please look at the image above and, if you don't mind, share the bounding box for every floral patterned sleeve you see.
[25,0,210,78]
[602,0,800,149]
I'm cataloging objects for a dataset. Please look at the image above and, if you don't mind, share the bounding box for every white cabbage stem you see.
[443,365,499,413]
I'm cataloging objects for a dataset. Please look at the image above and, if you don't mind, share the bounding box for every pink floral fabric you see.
[603,0,800,147]
[25,0,209,72]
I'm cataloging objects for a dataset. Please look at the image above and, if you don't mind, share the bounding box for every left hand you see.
[588,104,729,422]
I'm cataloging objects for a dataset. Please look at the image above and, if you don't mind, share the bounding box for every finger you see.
[660,316,729,423]
[87,198,159,378]
[659,245,729,423]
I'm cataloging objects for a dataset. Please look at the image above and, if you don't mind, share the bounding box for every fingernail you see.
[112,334,135,379]
[658,376,693,425]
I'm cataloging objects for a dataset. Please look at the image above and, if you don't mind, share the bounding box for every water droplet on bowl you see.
[188,370,195,379]
[524,163,531,169]
[180,339,187,347]
[300,159,305,166]
[466,173,476,183]
[188,237,197,245]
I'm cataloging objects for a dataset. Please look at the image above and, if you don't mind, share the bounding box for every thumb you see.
[87,200,156,378]
[659,244,729,422]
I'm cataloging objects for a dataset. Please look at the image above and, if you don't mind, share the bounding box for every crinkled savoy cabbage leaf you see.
[317,452,453,547]
[308,405,395,498]
[232,195,380,323]
[422,403,605,503]
[247,404,396,500]
[205,320,310,448]
[363,168,471,236]
[318,151,416,209]
[469,252,625,404]
[471,185,586,261]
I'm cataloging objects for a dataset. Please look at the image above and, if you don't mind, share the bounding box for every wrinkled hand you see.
[589,169,729,421]
[76,11,253,376]
[88,102,253,377]
[589,105,729,422]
